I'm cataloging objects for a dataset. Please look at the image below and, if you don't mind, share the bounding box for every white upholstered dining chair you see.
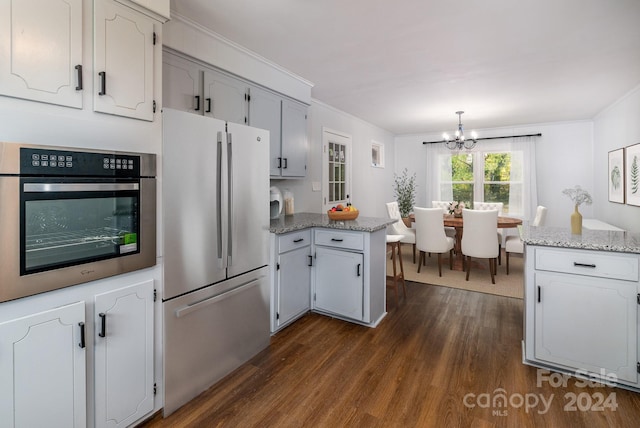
[461,209,499,284]
[504,206,547,274]
[414,207,454,276]
[431,200,457,239]
[386,201,416,263]
[473,201,504,264]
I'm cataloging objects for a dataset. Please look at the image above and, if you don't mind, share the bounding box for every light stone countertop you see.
[521,224,640,254]
[269,212,396,234]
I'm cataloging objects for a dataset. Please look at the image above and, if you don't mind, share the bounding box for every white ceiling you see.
[170,0,640,135]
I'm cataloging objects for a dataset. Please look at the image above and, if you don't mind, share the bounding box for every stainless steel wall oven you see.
[0,142,156,303]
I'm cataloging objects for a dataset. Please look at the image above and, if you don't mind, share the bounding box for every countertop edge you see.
[269,212,396,234]
[521,225,640,254]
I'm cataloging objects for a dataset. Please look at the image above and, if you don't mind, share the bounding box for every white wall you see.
[272,99,396,218]
[394,121,595,228]
[593,85,640,233]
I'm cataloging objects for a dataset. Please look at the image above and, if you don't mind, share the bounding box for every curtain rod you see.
[422,133,542,144]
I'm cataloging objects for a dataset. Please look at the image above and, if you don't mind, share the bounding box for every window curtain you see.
[425,136,538,221]
[425,141,454,204]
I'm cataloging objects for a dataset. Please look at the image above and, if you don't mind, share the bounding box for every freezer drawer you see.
[163,267,270,416]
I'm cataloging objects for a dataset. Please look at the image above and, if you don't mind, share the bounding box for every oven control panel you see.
[20,148,140,177]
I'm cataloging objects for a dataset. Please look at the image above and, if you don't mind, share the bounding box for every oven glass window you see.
[23,195,139,274]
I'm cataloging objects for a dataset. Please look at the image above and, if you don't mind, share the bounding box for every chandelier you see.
[443,111,478,150]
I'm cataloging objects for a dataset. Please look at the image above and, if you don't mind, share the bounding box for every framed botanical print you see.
[625,143,640,206]
[608,148,624,203]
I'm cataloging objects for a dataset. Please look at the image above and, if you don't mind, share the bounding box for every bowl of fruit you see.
[327,204,359,220]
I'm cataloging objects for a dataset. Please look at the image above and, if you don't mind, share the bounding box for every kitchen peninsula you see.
[269,213,396,332]
[521,225,640,392]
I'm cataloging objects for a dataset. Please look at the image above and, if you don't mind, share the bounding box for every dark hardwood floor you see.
[141,282,640,427]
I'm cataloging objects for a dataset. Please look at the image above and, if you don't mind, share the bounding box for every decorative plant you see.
[562,185,593,207]
[393,168,416,218]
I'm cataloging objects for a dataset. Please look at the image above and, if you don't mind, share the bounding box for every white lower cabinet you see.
[534,271,637,382]
[0,301,87,428]
[524,246,640,388]
[271,230,311,332]
[314,246,364,321]
[270,226,387,330]
[312,228,386,326]
[0,277,155,428]
[94,280,155,428]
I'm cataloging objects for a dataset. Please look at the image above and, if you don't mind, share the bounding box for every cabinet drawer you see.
[535,248,639,282]
[314,229,364,251]
[278,230,311,253]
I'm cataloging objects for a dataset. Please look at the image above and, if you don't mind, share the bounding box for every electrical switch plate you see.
[312,181,321,192]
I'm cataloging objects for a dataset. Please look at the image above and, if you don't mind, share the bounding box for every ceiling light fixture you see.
[443,111,477,150]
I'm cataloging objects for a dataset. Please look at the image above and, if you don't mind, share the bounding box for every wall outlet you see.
[312,181,321,192]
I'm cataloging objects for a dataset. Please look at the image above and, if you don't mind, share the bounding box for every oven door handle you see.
[23,182,139,192]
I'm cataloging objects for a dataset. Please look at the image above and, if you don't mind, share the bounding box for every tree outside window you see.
[443,151,521,214]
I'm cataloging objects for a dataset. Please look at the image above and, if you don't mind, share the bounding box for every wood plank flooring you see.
[140,282,640,427]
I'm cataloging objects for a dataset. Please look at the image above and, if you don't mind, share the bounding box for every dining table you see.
[409,213,523,271]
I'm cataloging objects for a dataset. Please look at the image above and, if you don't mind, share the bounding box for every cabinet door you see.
[94,0,155,121]
[0,0,83,108]
[281,99,308,177]
[535,271,638,383]
[163,52,203,114]
[248,86,282,176]
[0,301,86,428]
[277,246,311,328]
[203,69,247,124]
[314,247,364,320]
[94,280,154,428]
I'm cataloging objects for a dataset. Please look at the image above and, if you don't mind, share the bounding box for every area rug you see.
[386,246,524,299]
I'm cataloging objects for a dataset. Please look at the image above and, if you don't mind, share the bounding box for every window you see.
[322,128,352,210]
[426,137,537,220]
[443,151,519,213]
[371,141,384,168]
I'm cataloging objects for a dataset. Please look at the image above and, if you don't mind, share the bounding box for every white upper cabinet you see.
[249,86,282,176]
[203,69,248,124]
[0,0,84,108]
[162,52,202,114]
[280,99,308,177]
[94,0,156,121]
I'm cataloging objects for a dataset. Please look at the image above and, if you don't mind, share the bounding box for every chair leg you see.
[506,252,510,275]
[490,258,496,284]
[449,249,453,270]
[498,244,502,265]
[465,256,471,281]
[437,253,442,277]
[412,244,416,264]
[417,251,423,273]
[397,244,406,299]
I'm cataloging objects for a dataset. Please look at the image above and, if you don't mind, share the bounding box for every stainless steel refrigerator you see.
[161,108,270,416]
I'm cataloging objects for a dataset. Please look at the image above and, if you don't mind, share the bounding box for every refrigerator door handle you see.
[217,132,224,264]
[227,132,234,266]
[174,277,262,318]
